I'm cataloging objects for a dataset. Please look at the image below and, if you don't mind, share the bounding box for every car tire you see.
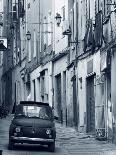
[48,142,55,152]
[8,139,14,150]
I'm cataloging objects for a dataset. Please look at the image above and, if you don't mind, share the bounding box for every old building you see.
[2,0,116,144]
[2,0,14,112]
[25,0,53,106]
[76,0,116,143]
[52,0,79,127]
[52,0,69,124]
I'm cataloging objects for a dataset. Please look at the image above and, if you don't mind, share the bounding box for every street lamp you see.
[55,13,62,27]
[26,31,31,40]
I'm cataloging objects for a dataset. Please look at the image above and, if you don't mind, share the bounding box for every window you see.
[69,9,74,40]
[43,16,47,53]
[90,0,95,20]
[41,76,45,95]
[74,1,78,41]
[45,70,49,94]
[40,71,45,97]
[12,4,17,21]
[95,0,111,17]
[27,3,30,9]
[16,105,53,120]
[37,77,40,100]
[28,40,31,62]
[0,51,3,66]
[33,29,36,58]
[39,24,42,53]
[62,6,65,21]
[79,77,82,89]
[43,16,47,44]
[21,25,26,59]
[48,11,52,46]
[19,0,25,18]
[33,80,36,101]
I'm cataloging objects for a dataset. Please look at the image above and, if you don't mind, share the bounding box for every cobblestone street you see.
[0,115,116,155]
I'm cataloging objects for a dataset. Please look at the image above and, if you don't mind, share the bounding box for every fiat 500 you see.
[8,101,56,152]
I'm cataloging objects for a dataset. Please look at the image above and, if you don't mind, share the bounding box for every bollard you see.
[0,150,2,155]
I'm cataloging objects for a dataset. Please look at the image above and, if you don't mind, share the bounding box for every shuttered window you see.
[95,0,111,16]
[0,51,3,66]
[33,29,36,58]
[43,16,47,53]
[74,2,78,41]
[48,11,52,46]
[62,6,65,21]
[28,40,31,62]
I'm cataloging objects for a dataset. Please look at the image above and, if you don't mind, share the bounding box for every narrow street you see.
[1,115,116,155]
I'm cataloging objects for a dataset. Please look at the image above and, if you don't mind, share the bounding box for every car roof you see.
[19,101,49,106]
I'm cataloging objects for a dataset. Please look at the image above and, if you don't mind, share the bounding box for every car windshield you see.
[15,104,53,120]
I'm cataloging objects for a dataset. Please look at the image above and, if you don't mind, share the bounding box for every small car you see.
[8,101,56,152]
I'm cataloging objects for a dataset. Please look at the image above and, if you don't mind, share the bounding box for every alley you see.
[1,116,116,155]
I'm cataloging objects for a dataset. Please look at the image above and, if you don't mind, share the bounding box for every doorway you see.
[86,75,95,133]
[56,74,62,122]
[72,76,78,127]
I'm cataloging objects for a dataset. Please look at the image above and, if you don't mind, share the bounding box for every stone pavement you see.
[56,123,116,155]
[1,115,116,155]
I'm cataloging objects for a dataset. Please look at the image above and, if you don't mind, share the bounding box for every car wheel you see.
[8,139,14,150]
[48,142,55,152]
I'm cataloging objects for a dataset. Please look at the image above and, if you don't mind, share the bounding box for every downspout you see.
[75,0,79,129]
[51,0,55,109]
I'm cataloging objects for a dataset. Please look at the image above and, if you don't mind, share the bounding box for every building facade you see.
[76,0,116,143]
[2,0,116,144]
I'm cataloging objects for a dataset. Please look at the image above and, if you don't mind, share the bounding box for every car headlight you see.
[15,127,21,133]
[46,129,51,135]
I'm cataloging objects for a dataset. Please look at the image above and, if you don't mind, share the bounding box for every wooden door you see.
[86,76,95,133]
[56,74,62,122]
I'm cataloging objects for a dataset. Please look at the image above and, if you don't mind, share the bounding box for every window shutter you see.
[74,2,78,41]
[95,11,103,47]
[33,30,36,58]
[13,5,17,22]
[48,11,52,46]
[19,0,25,18]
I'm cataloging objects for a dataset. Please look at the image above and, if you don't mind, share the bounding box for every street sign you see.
[0,38,7,50]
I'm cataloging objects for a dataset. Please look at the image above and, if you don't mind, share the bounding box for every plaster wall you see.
[78,51,100,130]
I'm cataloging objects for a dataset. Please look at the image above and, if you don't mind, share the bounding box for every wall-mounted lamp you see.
[55,13,62,27]
[26,31,31,40]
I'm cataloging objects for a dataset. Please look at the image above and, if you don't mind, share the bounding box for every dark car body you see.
[9,101,56,152]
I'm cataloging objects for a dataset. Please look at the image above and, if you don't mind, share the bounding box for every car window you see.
[15,104,53,120]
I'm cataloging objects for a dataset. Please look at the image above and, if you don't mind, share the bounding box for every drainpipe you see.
[51,0,55,110]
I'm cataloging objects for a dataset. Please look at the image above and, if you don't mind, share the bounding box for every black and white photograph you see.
[0,0,116,154]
